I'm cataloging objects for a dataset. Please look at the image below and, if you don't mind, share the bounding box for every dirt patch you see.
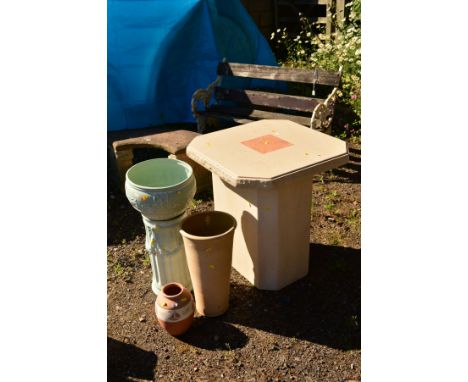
[107,143,361,381]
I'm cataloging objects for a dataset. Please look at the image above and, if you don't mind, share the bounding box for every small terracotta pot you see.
[180,211,237,317]
[155,282,194,336]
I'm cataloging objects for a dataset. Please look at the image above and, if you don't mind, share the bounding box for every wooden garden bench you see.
[191,61,342,134]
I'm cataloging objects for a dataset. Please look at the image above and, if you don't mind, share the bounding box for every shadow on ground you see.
[177,317,249,350]
[107,190,144,245]
[324,146,361,184]
[224,243,361,350]
[107,337,157,381]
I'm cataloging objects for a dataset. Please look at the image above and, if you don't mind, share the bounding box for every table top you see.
[186,120,349,187]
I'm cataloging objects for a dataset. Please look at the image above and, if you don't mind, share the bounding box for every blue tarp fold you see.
[108,0,277,131]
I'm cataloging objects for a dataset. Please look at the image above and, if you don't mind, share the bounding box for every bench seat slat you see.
[217,62,341,86]
[200,112,255,125]
[202,105,311,126]
[214,87,323,113]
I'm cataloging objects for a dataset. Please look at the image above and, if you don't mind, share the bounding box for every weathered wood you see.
[317,0,333,36]
[201,112,254,125]
[193,61,342,133]
[217,62,341,86]
[203,105,311,126]
[214,87,324,112]
[336,0,345,24]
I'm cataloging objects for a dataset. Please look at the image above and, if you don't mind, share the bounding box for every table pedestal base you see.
[212,174,312,290]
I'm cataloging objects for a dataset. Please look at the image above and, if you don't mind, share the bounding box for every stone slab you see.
[186,119,349,187]
[113,130,200,155]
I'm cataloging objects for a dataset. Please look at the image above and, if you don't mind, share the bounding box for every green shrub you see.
[270,0,361,139]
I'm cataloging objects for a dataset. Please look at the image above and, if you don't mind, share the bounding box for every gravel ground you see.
[107,142,361,382]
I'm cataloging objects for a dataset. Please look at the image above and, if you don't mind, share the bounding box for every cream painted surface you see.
[213,174,311,290]
[187,119,349,187]
[187,119,349,290]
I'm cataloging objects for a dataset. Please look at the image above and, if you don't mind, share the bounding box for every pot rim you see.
[179,211,237,241]
[125,158,193,191]
[161,282,185,298]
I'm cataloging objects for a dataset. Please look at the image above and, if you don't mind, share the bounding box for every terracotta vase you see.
[155,282,194,336]
[180,211,237,317]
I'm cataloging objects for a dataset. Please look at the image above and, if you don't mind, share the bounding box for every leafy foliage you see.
[270,0,361,139]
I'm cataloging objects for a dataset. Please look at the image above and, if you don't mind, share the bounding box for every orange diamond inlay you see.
[241,134,293,154]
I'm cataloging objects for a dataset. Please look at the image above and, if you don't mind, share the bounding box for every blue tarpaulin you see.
[108,0,277,131]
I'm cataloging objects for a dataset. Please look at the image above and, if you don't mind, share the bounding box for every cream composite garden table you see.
[186,119,349,290]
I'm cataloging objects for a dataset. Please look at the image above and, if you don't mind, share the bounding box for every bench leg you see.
[196,114,207,134]
[114,149,134,191]
[311,103,332,135]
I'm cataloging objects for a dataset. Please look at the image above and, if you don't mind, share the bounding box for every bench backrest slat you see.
[214,87,323,113]
[210,105,312,126]
[217,62,341,86]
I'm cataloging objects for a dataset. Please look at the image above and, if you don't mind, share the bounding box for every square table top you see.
[186,120,349,187]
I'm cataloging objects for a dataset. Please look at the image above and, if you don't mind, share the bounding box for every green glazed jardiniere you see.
[125,158,196,221]
[125,158,196,294]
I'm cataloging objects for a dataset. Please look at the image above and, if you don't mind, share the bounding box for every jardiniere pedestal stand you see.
[125,158,196,294]
[180,211,236,317]
[142,214,192,294]
[186,119,349,290]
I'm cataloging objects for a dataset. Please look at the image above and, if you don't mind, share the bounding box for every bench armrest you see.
[310,88,339,134]
[191,76,221,117]
[310,66,342,134]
